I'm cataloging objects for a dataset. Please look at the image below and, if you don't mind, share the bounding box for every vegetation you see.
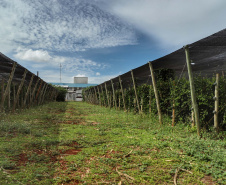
[0,102,225,184]
[53,86,67,102]
[87,74,226,130]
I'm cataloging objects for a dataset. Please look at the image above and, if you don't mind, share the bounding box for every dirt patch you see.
[59,119,83,124]
[201,176,216,185]
[61,149,81,155]
[16,153,28,166]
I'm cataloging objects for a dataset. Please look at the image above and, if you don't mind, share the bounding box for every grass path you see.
[0,102,225,184]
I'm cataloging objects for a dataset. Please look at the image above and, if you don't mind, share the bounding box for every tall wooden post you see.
[214,73,219,131]
[12,69,27,112]
[1,79,4,103]
[149,85,152,114]
[105,83,110,107]
[149,62,162,125]
[94,87,98,104]
[101,85,105,106]
[119,76,126,111]
[41,84,49,104]
[131,70,141,114]
[23,74,34,108]
[30,79,40,107]
[38,83,47,105]
[97,86,101,106]
[184,45,200,137]
[111,80,117,109]
[172,81,175,126]
[35,80,43,102]
[8,84,11,110]
[0,62,17,111]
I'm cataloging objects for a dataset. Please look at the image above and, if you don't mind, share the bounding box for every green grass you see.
[0,102,225,184]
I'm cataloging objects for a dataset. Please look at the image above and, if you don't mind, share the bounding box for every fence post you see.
[105,83,110,107]
[214,73,219,131]
[149,85,152,114]
[12,69,27,112]
[119,76,126,111]
[8,84,11,110]
[0,62,17,111]
[38,83,47,105]
[172,81,175,126]
[35,80,43,104]
[184,45,200,137]
[111,80,117,109]
[149,62,162,125]
[1,79,4,104]
[30,79,40,107]
[97,86,101,106]
[23,74,34,108]
[94,87,98,104]
[101,85,105,106]
[131,70,141,114]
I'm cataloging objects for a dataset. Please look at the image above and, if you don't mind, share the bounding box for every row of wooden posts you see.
[84,45,221,137]
[0,62,58,113]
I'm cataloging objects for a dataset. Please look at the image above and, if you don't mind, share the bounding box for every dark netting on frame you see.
[97,28,226,90]
[0,52,57,112]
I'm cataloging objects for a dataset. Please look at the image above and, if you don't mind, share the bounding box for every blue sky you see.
[0,0,226,84]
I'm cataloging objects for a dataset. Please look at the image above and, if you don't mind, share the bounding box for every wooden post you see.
[94,87,98,104]
[97,86,101,106]
[149,62,162,125]
[12,69,27,112]
[141,98,143,113]
[131,70,141,114]
[191,110,195,127]
[111,80,117,109]
[149,85,152,114]
[38,83,47,105]
[1,79,4,103]
[119,76,126,111]
[101,85,105,106]
[172,81,175,126]
[214,73,220,131]
[30,79,40,107]
[105,83,110,107]
[23,74,34,108]
[0,62,17,111]
[41,84,49,104]
[184,45,200,136]
[35,80,43,102]
[8,84,11,110]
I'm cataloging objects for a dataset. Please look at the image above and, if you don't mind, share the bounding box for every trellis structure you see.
[83,28,226,136]
[0,53,58,113]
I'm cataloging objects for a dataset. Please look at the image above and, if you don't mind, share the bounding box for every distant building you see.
[51,77,97,101]
[74,77,88,84]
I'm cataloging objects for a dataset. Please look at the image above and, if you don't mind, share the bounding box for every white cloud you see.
[75,74,86,77]
[106,0,226,49]
[96,72,100,76]
[0,0,137,53]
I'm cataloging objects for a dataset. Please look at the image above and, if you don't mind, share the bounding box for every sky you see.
[0,0,226,84]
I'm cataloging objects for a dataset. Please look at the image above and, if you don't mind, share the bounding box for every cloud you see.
[13,48,108,83]
[75,74,86,77]
[0,0,137,53]
[106,0,226,49]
